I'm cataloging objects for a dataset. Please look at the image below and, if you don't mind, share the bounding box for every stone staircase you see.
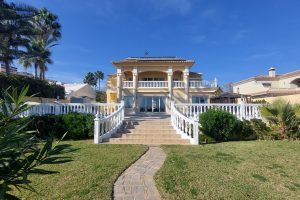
[105,114,190,145]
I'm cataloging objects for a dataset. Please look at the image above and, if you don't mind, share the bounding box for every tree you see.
[0,86,69,199]
[94,70,104,91]
[83,72,97,86]
[261,99,300,139]
[0,1,36,75]
[19,8,61,80]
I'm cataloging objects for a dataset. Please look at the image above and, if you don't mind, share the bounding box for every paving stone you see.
[113,147,166,200]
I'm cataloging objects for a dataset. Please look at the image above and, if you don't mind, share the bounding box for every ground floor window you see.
[192,95,208,103]
[139,96,166,112]
[124,96,133,108]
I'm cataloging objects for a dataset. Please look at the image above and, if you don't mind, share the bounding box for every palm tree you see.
[19,8,61,80]
[83,72,97,87]
[19,40,52,79]
[94,70,104,91]
[0,1,36,75]
[261,99,300,139]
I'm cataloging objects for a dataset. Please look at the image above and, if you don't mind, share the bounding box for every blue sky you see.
[10,0,300,87]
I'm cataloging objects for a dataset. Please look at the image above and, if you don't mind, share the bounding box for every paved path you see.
[113,146,166,200]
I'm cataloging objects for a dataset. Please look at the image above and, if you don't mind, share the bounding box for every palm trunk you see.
[98,79,100,91]
[42,71,45,80]
[34,63,38,79]
[39,69,43,80]
[4,60,10,76]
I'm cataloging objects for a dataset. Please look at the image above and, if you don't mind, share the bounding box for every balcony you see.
[139,81,168,88]
[122,80,216,88]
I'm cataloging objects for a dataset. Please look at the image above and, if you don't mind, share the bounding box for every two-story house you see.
[232,68,300,103]
[106,56,218,113]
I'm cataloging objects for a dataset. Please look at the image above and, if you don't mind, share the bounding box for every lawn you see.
[155,141,300,200]
[10,140,148,200]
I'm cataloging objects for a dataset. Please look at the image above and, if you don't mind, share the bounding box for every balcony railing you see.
[189,80,217,88]
[138,81,168,88]
[121,80,216,88]
[173,81,184,88]
[123,81,133,88]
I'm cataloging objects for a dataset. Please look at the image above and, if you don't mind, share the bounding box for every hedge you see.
[0,74,65,99]
[27,112,94,140]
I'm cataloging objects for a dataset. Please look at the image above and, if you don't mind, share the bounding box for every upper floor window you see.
[141,77,164,81]
[262,83,271,87]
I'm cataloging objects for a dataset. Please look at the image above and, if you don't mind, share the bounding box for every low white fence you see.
[94,101,124,143]
[175,103,261,120]
[22,103,121,117]
[170,101,199,144]
[138,81,168,88]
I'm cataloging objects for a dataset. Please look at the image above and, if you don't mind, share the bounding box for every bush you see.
[250,119,274,140]
[199,109,255,142]
[28,112,94,139]
[0,74,65,99]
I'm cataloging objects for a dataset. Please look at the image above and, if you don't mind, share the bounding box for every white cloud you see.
[192,35,206,43]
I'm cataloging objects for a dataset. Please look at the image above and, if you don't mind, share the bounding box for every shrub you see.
[260,99,300,139]
[199,109,242,142]
[0,87,68,199]
[0,74,65,99]
[28,112,94,140]
[250,119,273,140]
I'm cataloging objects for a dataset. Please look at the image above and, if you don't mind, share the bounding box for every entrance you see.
[139,96,166,112]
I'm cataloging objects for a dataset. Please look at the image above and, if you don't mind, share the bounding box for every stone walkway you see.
[113,146,166,200]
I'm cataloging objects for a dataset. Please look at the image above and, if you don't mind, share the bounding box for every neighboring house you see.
[64,83,96,103]
[106,56,218,113]
[232,68,300,103]
[0,64,34,77]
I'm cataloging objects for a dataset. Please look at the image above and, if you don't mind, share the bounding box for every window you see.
[192,96,208,103]
[123,96,133,108]
[262,83,271,87]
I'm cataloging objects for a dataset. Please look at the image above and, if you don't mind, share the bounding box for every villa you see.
[106,56,218,113]
[232,68,300,103]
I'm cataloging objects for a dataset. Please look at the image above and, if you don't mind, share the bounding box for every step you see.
[123,133,181,139]
[107,138,190,144]
[127,129,177,134]
[132,121,171,125]
[133,125,173,129]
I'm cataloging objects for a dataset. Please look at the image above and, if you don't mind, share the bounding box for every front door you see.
[139,96,166,112]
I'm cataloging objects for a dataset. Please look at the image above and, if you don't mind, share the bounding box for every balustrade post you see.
[94,112,101,144]
[193,119,199,145]
[240,101,246,120]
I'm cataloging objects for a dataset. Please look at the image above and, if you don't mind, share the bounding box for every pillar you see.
[116,68,122,102]
[183,67,189,103]
[132,67,138,111]
[167,66,173,100]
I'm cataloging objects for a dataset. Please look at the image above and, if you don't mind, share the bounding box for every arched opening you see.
[290,78,300,88]
[123,71,133,81]
[173,70,183,81]
[138,71,167,81]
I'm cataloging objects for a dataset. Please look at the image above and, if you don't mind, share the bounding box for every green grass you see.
[10,140,148,200]
[155,141,300,200]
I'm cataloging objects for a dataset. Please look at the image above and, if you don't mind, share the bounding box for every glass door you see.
[139,96,166,112]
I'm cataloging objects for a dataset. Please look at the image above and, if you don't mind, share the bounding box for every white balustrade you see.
[22,103,122,117]
[138,81,168,88]
[170,101,199,145]
[123,81,133,88]
[175,103,262,120]
[94,101,124,143]
[173,81,184,88]
[189,80,217,88]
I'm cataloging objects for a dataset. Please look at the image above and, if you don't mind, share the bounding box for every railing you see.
[173,81,184,88]
[138,81,168,88]
[22,103,121,117]
[189,80,217,88]
[175,103,262,120]
[94,101,124,144]
[170,101,199,145]
[123,81,133,88]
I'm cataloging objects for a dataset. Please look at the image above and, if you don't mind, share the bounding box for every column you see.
[132,67,138,111]
[183,67,189,103]
[116,68,122,102]
[167,67,173,100]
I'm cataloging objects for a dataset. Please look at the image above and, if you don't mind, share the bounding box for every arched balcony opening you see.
[138,71,168,88]
[173,71,184,88]
[123,71,133,88]
[290,78,300,88]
